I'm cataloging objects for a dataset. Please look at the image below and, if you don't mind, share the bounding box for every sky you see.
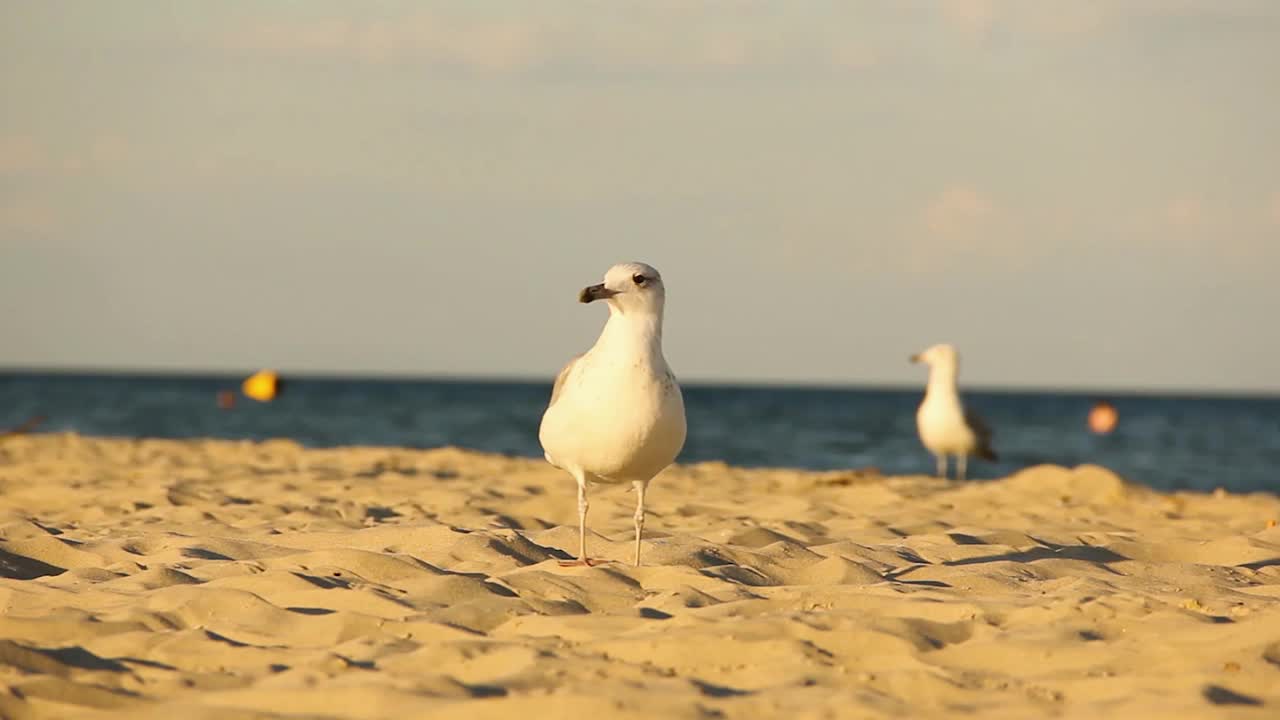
[2,1,1278,392]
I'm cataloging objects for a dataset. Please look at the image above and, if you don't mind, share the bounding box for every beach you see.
[1,434,1277,719]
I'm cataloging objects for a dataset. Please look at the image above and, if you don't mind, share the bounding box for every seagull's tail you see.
[976,444,998,462]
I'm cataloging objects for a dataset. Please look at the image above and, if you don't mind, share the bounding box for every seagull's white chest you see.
[916,393,974,455]
[539,347,687,484]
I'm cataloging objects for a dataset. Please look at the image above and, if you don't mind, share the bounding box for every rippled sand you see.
[1,434,1278,719]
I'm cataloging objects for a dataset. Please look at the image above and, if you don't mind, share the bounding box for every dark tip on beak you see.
[910,354,921,363]
[579,284,618,303]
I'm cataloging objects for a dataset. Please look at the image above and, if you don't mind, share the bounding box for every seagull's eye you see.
[632,274,647,286]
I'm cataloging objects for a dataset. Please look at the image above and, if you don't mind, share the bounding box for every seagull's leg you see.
[559,471,601,567]
[957,454,967,482]
[577,478,589,560]
[632,480,647,567]
[936,454,947,479]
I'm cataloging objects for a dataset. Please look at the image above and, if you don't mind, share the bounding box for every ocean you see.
[1,372,1277,494]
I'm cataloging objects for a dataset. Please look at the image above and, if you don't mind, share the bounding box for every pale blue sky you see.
[2,2,1278,391]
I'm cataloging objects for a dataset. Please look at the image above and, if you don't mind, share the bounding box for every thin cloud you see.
[0,195,61,235]
[909,185,1024,274]
[0,134,136,178]
[1126,194,1277,268]
[1164,195,1207,231]
[1126,194,1207,244]
[922,186,999,241]
[0,135,48,177]
[223,14,540,71]
[939,0,997,35]
[218,9,881,74]
[936,0,1277,38]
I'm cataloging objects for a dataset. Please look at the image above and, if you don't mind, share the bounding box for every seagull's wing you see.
[548,354,584,408]
[964,409,999,461]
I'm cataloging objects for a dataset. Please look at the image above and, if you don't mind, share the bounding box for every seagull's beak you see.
[909,353,922,364]
[579,284,619,303]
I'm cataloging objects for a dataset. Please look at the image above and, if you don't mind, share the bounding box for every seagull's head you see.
[579,262,666,316]
[910,343,959,371]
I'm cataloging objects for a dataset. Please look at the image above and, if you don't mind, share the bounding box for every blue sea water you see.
[1,372,1277,494]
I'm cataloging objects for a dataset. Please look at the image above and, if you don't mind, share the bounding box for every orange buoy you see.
[242,370,280,402]
[216,390,237,409]
[1088,401,1118,434]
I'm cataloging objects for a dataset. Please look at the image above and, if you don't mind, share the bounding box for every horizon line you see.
[1,365,1276,400]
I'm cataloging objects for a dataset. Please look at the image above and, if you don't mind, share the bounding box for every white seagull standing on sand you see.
[538,262,687,567]
[910,343,997,481]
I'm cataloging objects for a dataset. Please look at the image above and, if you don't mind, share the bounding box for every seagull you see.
[538,262,687,567]
[910,343,997,481]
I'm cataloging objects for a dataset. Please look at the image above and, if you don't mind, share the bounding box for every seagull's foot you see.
[558,557,610,567]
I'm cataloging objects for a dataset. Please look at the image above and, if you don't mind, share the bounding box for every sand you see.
[1,434,1278,719]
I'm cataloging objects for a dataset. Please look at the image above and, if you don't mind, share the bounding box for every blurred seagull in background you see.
[911,343,997,480]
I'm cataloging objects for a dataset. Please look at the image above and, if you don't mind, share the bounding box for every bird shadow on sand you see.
[884,538,1130,585]
[1202,685,1263,707]
[0,640,131,674]
[0,548,64,580]
[942,544,1129,569]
